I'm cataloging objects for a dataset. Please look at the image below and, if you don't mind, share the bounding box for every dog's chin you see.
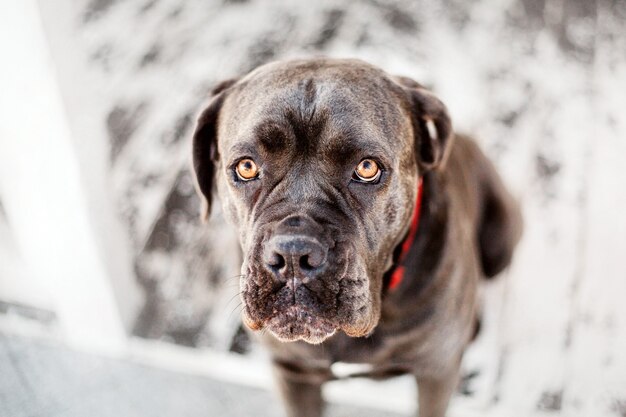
[265,306,338,344]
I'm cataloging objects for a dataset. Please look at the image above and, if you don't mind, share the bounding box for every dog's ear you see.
[396,77,453,172]
[192,78,238,221]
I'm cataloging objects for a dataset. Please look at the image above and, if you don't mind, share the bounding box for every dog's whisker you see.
[221,281,242,290]
[223,274,245,281]
[227,301,244,322]
[224,291,244,310]
[218,274,245,289]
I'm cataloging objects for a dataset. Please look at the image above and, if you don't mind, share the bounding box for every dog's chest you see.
[315,330,416,377]
[327,334,417,380]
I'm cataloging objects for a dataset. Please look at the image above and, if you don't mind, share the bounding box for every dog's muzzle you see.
[241,214,346,343]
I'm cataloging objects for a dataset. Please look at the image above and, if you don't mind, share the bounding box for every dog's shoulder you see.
[445,134,523,278]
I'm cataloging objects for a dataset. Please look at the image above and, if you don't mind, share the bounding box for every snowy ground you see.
[1,0,625,416]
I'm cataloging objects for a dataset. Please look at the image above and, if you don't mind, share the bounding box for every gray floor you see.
[0,334,402,417]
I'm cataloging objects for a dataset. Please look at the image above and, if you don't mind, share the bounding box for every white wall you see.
[0,0,140,355]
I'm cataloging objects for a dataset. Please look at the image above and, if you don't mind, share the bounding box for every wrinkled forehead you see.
[219,64,410,158]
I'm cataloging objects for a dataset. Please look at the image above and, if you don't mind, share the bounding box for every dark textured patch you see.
[311,9,345,49]
[167,320,206,347]
[89,43,114,71]
[243,15,295,72]
[440,0,472,30]
[228,323,251,354]
[505,0,544,35]
[611,0,626,20]
[516,0,597,61]
[132,168,223,345]
[167,5,183,20]
[498,110,520,127]
[458,369,480,396]
[536,154,561,180]
[554,0,597,63]
[162,110,194,146]
[107,102,148,162]
[537,390,563,411]
[139,43,161,67]
[224,0,250,4]
[132,281,162,339]
[173,112,193,142]
[144,172,199,252]
[140,173,159,188]
[375,2,417,33]
[246,38,280,72]
[612,399,626,417]
[0,198,5,219]
[355,27,371,47]
[138,0,159,14]
[521,0,547,23]
[536,152,561,202]
[83,0,117,22]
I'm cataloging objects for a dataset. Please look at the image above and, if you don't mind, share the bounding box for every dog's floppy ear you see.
[192,78,238,221]
[396,77,453,172]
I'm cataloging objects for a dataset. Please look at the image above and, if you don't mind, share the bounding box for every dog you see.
[191,58,522,417]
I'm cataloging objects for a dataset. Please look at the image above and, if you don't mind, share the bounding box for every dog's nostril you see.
[299,251,324,270]
[268,252,286,271]
[299,255,312,271]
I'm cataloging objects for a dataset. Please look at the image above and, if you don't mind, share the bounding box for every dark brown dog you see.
[192,58,522,417]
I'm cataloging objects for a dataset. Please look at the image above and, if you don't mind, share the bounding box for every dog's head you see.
[192,58,452,344]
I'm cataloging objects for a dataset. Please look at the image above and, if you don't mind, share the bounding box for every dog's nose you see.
[263,235,328,281]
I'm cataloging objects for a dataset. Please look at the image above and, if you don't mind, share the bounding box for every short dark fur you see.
[192,58,522,417]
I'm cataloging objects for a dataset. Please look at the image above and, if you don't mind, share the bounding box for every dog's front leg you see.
[414,359,461,417]
[272,360,328,417]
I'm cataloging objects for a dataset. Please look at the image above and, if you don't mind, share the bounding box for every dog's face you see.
[192,59,452,344]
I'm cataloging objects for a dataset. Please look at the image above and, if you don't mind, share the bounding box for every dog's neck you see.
[382,171,448,297]
[386,178,425,291]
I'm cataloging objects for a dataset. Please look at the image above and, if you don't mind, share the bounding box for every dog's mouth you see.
[240,268,344,344]
[242,274,377,344]
[262,305,338,344]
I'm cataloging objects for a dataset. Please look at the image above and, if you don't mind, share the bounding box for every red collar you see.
[387,178,424,291]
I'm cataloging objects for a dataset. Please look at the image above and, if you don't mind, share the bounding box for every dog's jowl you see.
[192,58,522,417]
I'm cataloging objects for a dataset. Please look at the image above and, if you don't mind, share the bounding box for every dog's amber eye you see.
[235,158,259,181]
[353,159,381,183]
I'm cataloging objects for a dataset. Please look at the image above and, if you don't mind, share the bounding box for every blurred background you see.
[0,0,625,416]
